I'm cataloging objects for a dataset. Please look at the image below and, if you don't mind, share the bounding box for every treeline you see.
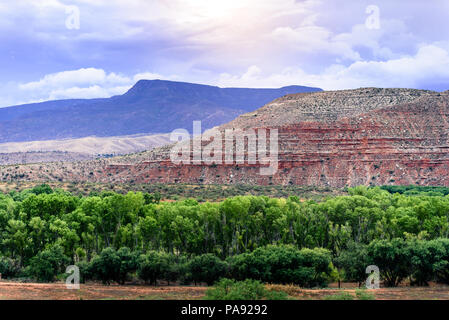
[1,184,449,286]
[79,238,448,288]
[379,185,449,196]
[3,239,449,288]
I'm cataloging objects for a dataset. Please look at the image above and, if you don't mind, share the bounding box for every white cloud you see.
[1,0,449,99]
[8,68,173,105]
[216,44,449,90]
[133,72,163,82]
[47,85,131,100]
[269,25,361,61]
[18,68,127,91]
[13,41,449,107]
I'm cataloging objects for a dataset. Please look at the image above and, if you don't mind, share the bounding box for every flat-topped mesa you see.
[3,88,449,188]
[221,88,439,129]
[122,89,449,187]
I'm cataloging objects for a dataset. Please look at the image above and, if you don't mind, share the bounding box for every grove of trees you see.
[1,184,449,287]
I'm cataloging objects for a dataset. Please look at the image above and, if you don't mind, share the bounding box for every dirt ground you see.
[1,281,449,300]
[270,283,449,300]
[0,281,208,300]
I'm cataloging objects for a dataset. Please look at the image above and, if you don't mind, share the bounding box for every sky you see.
[0,0,449,107]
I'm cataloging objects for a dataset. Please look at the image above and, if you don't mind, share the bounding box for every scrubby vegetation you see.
[379,185,449,196]
[1,184,449,288]
[0,181,341,201]
[204,279,289,300]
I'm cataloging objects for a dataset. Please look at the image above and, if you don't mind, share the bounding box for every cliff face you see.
[3,88,449,188]
[101,89,449,188]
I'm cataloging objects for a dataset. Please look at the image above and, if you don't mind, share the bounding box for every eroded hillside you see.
[2,88,449,188]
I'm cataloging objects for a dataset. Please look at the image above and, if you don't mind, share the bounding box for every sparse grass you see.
[135,292,199,300]
[355,289,376,300]
[324,292,354,300]
[266,284,302,296]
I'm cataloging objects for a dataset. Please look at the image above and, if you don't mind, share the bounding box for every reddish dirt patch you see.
[1,281,449,300]
[268,282,449,300]
[0,281,207,300]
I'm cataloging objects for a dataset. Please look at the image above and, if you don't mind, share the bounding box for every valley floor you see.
[1,281,449,300]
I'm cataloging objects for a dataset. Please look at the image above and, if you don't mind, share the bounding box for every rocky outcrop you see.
[3,88,449,188]
[102,89,449,187]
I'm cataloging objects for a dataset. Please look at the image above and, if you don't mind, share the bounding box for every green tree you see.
[188,254,227,286]
[89,247,121,284]
[137,251,170,285]
[334,242,369,287]
[228,245,332,287]
[367,238,411,287]
[28,245,70,282]
[0,256,21,278]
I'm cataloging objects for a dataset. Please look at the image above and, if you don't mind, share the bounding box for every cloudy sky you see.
[0,0,448,107]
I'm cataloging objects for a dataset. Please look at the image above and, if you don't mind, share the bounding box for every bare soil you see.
[1,281,449,300]
[0,281,207,300]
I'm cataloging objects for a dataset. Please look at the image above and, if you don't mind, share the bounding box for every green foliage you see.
[144,192,161,204]
[324,292,354,300]
[88,247,138,284]
[428,238,449,284]
[116,247,139,284]
[89,247,121,284]
[137,251,170,285]
[28,245,70,282]
[408,239,435,286]
[188,254,227,286]
[228,245,332,287]
[367,238,410,287]
[30,184,54,195]
[76,260,92,283]
[379,185,449,196]
[2,186,449,287]
[324,289,374,300]
[334,242,369,285]
[355,289,375,300]
[0,256,21,278]
[204,278,288,300]
[328,263,345,287]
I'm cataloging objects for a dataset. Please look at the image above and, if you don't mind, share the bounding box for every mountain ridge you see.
[0,80,322,143]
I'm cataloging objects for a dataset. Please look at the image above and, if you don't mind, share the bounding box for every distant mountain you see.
[0,133,171,156]
[0,80,322,143]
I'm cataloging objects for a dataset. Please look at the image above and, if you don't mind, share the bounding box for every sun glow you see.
[187,0,245,20]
